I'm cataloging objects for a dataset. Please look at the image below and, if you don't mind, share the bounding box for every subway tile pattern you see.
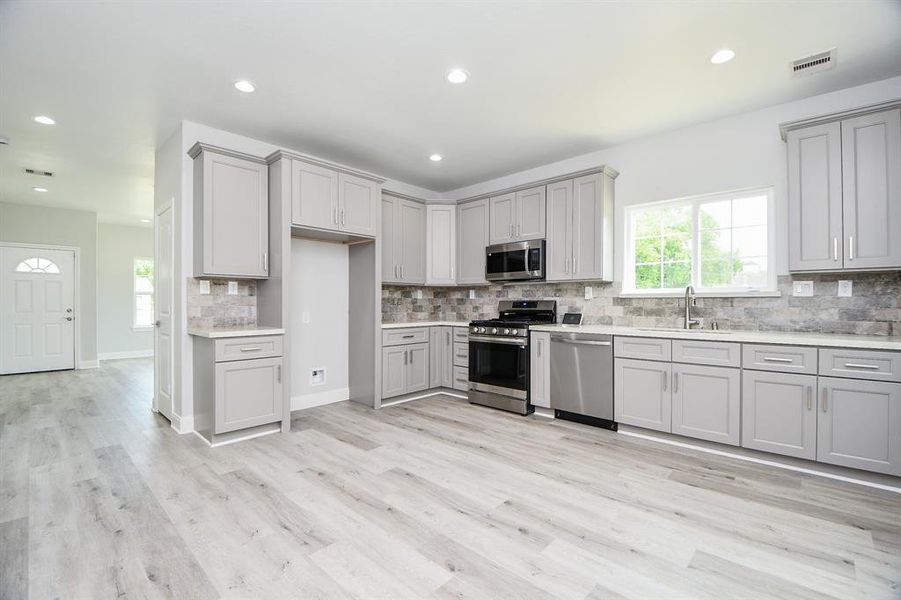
[383,272,901,336]
[187,278,257,329]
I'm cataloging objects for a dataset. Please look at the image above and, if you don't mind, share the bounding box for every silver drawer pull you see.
[401,334,415,339]
[455,378,467,383]
[763,357,793,363]
[844,363,880,370]
[240,347,263,352]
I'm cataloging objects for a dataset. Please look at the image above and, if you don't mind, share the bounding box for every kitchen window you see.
[623,187,776,296]
[133,257,154,330]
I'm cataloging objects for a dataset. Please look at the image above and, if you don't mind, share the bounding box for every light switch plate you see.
[584,286,594,300]
[792,281,814,297]
[469,289,476,299]
[199,280,210,295]
[837,280,853,297]
[227,281,238,295]
[301,311,311,324]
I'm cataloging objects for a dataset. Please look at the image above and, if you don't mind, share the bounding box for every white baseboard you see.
[98,350,153,361]
[169,413,194,434]
[77,360,99,370]
[291,387,350,411]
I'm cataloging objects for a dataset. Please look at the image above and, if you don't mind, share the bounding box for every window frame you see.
[132,257,155,332]
[622,186,778,297]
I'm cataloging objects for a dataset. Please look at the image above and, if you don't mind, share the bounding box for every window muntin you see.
[625,188,775,295]
[15,257,60,274]
[134,258,154,329]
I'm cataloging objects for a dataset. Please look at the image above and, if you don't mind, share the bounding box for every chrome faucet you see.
[684,285,700,329]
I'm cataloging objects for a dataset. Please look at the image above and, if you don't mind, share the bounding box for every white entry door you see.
[154,204,174,420]
[0,246,76,374]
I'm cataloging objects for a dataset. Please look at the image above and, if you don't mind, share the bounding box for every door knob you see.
[155,320,161,327]
[65,317,73,321]
[66,308,73,313]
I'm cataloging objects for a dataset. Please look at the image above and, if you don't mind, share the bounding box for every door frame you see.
[152,199,174,415]
[0,241,81,372]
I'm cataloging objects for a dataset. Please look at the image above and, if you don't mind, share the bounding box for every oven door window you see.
[469,339,527,391]
[486,249,526,276]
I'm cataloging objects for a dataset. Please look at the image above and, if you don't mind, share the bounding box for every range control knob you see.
[491,328,498,334]
[511,329,519,336]
[503,328,511,335]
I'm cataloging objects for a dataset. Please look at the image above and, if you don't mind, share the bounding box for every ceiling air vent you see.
[24,168,54,177]
[792,49,835,76]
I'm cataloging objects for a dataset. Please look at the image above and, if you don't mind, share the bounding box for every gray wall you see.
[0,202,99,364]
[383,272,901,336]
[97,223,154,358]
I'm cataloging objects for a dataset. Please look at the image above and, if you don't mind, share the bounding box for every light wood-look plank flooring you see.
[1,359,900,599]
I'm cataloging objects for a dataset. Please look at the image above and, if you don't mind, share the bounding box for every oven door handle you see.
[469,335,527,346]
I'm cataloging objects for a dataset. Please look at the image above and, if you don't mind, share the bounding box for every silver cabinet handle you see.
[662,370,667,392]
[821,387,828,412]
[400,264,404,279]
[263,252,268,272]
[673,371,679,393]
[833,237,838,262]
[763,357,793,363]
[537,339,541,358]
[277,365,282,383]
[341,209,346,225]
[404,350,408,365]
[394,264,398,279]
[334,207,339,225]
[849,236,854,261]
[401,334,415,339]
[240,347,262,352]
[806,385,812,410]
[844,363,879,370]
[573,257,577,274]
[409,350,413,365]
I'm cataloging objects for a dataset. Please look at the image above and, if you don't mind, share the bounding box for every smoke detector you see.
[24,168,54,177]
[792,49,835,76]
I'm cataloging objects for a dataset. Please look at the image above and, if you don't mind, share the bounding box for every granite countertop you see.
[382,321,469,329]
[187,325,286,339]
[529,324,901,351]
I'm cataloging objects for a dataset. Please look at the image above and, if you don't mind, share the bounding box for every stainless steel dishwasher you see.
[550,332,616,430]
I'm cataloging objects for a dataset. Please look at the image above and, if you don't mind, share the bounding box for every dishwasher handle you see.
[551,337,612,347]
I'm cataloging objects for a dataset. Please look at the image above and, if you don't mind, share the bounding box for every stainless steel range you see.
[468,300,556,415]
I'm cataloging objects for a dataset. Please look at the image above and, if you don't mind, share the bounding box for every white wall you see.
[446,75,901,280]
[290,238,349,410]
[97,223,154,359]
[0,202,99,367]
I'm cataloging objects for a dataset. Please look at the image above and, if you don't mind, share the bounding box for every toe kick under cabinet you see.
[193,335,284,443]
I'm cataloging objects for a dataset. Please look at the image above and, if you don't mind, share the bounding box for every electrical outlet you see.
[413,289,423,300]
[792,281,813,297]
[584,286,594,300]
[199,280,211,295]
[837,280,853,297]
[227,281,238,295]
[310,368,325,386]
[469,289,476,299]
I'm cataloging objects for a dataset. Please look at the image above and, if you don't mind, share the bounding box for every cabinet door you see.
[406,343,430,394]
[787,122,843,271]
[530,332,551,408]
[614,358,671,432]
[545,180,572,281]
[430,327,449,388]
[399,200,426,284]
[741,371,817,460]
[572,173,609,280]
[817,377,901,476]
[841,108,901,270]
[382,346,407,399]
[515,186,546,241]
[339,173,378,237]
[199,151,269,278]
[457,199,489,284]
[381,196,400,283]
[426,205,456,285]
[292,160,338,230]
[671,364,740,445]
[489,193,516,244]
[214,357,282,434]
[442,329,454,388]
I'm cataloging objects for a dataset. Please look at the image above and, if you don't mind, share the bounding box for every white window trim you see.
[622,186,778,297]
[133,256,154,331]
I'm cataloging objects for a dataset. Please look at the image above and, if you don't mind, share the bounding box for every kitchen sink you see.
[637,328,732,334]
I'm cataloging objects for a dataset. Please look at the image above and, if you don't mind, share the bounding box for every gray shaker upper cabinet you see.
[381,194,425,285]
[515,186,546,241]
[189,143,269,279]
[288,156,380,237]
[784,103,901,272]
[546,180,573,281]
[489,192,516,244]
[457,198,490,285]
[338,173,378,237]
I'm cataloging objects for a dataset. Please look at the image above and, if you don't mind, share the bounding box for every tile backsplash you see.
[187,278,257,328]
[382,272,901,336]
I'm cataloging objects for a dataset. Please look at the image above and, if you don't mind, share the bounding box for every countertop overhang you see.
[188,326,286,339]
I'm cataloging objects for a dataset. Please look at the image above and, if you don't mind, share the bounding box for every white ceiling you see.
[1,1,900,224]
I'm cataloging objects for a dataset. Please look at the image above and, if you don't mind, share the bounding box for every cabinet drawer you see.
[453,342,469,367]
[453,327,469,343]
[819,348,901,382]
[672,339,740,368]
[742,344,817,374]
[382,328,429,346]
[614,337,671,361]
[453,366,469,392]
[214,335,283,362]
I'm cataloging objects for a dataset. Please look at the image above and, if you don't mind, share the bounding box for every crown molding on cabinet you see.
[455,165,619,204]
[265,149,386,184]
[187,142,267,164]
[778,98,901,141]
[381,190,455,205]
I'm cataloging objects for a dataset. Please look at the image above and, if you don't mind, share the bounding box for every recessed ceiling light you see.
[429,154,443,162]
[234,80,256,93]
[33,115,55,125]
[446,68,469,84]
[140,218,152,223]
[32,187,48,192]
[710,49,735,64]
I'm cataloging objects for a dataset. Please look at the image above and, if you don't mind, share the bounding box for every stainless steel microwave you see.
[485,239,546,282]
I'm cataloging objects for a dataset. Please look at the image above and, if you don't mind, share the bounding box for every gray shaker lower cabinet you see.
[215,357,282,433]
[741,370,817,460]
[614,358,671,433]
[381,342,430,399]
[430,326,453,388]
[671,364,740,446]
[817,377,901,476]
